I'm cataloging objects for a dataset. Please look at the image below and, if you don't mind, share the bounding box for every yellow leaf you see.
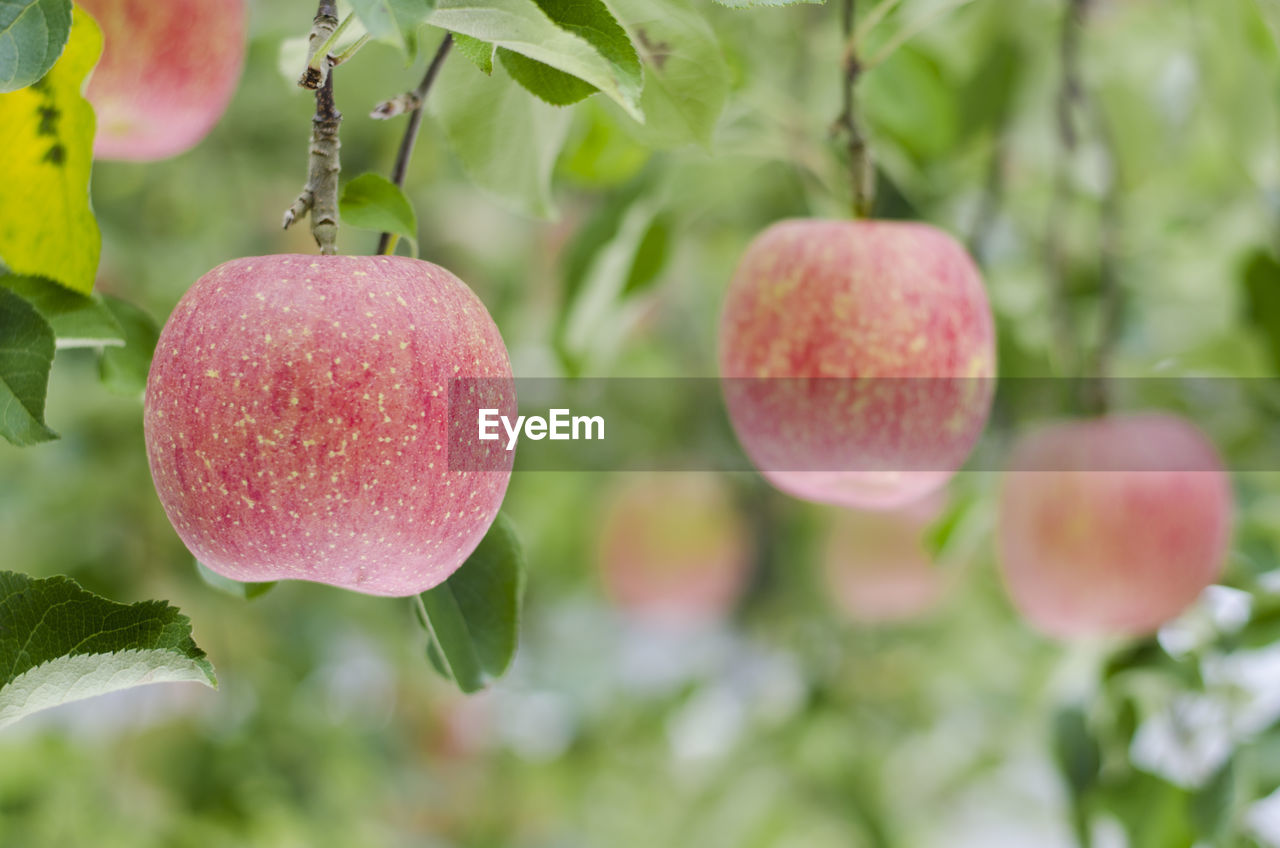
[0,7,102,295]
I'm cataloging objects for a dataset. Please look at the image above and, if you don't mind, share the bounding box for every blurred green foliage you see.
[8,0,1280,845]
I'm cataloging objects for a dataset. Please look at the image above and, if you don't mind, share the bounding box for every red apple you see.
[821,491,950,624]
[719,219,995,510]
[144,255,514,597]
[998,413,1233,638]
[80,0,246,161]
[596,473,751,625]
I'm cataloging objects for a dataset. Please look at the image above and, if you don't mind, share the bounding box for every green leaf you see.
[195,561,277,601]
[621,211,670,295]
[0,5,100,294]
[0,0,72,92]
[559,190,666,366]
[1255,0,1280,51]
[0,273,123,348]
[1237,592,1280,649]
[348,0,435,56]
[0,285,56,446]
[1052,707,1101,798]
[559,99,651,186]
[714,0,823,7]
[425,0,643,120]
[923,495,971,560]
[452,32,494,73]
[1242,248,1280,374]
[957,38,1023,143]
[606,0,729,147]
[97,294,159,397]
[339,173,419,256]
[0,571,216,729]
[1096,770,1195,848]
[498,50,596,105]
[861,45,958,163]
[414,512,525,694]
[1191,757,1241,842]
[431,58,572,218]
[1052,707,1100,848]
[497,0,641,108]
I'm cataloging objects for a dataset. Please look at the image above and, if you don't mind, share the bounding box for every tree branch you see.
[374,34,453,256]
[1044,0,1090,380]
[834,0,875,218]
[298,1,340,90]
[282,2,343,255]
[1080,105,1123,417]
[967,134,1006,262]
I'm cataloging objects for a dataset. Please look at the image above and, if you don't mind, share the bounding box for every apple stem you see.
[283,2,343,255]
[375,34,455,256]
[836,0,875,218]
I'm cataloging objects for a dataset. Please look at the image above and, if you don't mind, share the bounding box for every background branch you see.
[1080,106,1124,416]
[374,34,453,256]
[1044,0,1090,379]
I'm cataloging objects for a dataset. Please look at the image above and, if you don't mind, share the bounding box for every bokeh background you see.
[7,0,1280,845]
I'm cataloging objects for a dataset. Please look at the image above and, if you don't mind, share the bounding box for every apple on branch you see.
[821,491,952,625]
[997,413,1233,638]
[719,219,996,510]
[144,255,515,597]
[596,473,752,627]
[80,0,247,161]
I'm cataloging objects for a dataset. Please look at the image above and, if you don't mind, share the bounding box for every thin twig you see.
[376,34,454,256]
[283,1,343,255]
[862,0,977,70]
[1056,0,1088,150]
[1044,0,1089,380]
[851,0,905,51]
[833,0,875,217]
[1080,104,1123,416]
[967,135,1006,262]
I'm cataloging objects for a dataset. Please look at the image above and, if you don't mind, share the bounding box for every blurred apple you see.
[80,0,246,160]
[821,492,950,624]
[719,219,995,510]
[597,473,752,625]
[144,254,514,596]
[998,413,1233,638]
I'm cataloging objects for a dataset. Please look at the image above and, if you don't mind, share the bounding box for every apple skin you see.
[80,0,246,161]
[719,219,995,510]
[821,491,949,624]
[998,413,1233,638]
[144,255,514,597]
[596,473,751,625]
